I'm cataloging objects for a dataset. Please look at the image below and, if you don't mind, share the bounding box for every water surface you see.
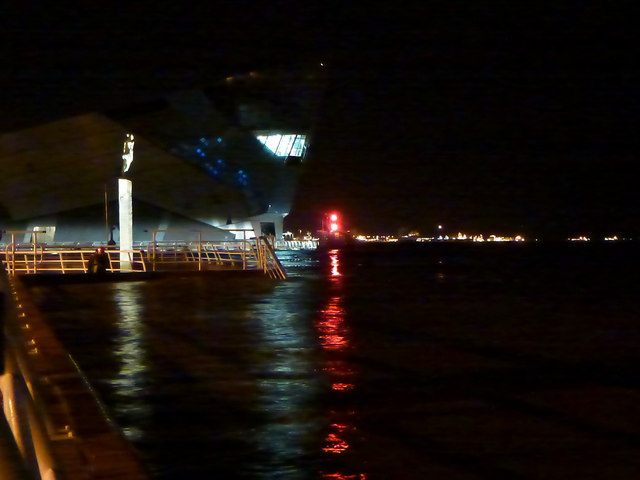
[32,242,640,479]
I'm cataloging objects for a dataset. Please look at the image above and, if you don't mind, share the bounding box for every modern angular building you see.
[0,63,325,246]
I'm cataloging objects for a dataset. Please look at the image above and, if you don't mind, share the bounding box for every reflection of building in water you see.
[316,249,367,479]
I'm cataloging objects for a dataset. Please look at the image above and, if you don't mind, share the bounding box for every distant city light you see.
[284,229,631,246]
[353,231,527,243]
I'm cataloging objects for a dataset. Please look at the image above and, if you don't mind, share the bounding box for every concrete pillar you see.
[118,178,133,271]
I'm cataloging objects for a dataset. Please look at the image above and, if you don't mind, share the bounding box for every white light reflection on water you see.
[249,266,324,478]
[316,250,367,480]
[111,282,151,441]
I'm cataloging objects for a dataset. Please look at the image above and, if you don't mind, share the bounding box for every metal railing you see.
[1,267,150,480]
[256,236,288,279]
[1,246,146,276]
[1,236,287,279]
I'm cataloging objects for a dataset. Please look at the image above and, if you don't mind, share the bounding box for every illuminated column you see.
[118,178,133,271]
[118,133,135,271]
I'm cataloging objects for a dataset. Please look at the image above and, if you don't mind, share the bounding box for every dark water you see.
[31,242,640,479]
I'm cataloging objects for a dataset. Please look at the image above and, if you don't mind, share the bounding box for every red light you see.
[327,212,340,232]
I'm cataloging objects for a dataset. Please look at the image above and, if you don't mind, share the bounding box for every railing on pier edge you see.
[0,265,150,480]
[0,236,287,280]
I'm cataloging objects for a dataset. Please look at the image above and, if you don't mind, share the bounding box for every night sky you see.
[3,3,640,239]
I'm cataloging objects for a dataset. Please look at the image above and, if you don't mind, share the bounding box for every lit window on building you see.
[257,134,307,158]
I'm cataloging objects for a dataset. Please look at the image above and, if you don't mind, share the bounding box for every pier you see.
[1,235,287,280]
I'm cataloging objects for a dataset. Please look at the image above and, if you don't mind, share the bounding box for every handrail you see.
[1,246,148,275]
[1,240,286,278]
[258,236,288,279]
[1,265,150,479]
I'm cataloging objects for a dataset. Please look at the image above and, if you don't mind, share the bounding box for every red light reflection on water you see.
[316,249,366,478]
[329,249,342,277]
[321,474,367,480]
[331,382,354,391]
[323,360,354,391]
[323,423,351,454]
[318,297,348,351]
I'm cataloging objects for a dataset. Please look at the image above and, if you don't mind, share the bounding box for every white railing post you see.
[11,233,16,275]
[152,231,157,272]
[32,238,38,274]
[242,230,247,270]
[9,235,16,275]
[198,231,202,272]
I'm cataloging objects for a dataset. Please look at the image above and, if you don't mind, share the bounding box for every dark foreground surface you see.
[29,241,640,479]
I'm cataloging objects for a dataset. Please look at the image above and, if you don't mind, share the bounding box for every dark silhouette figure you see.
[88,247,110,274]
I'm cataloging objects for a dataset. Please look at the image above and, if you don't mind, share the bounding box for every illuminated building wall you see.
[0,64,325,243]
